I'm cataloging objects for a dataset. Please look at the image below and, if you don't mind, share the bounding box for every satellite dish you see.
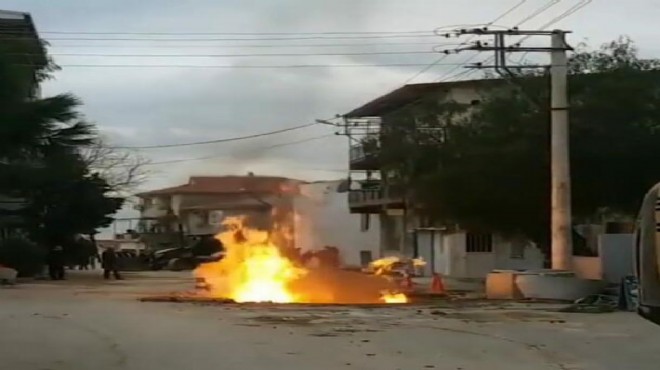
[635,182,660,325]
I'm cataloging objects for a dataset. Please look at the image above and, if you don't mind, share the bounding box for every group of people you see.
[46,246,122,281]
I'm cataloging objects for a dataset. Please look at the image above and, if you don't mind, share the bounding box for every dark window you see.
[470,99,481,106]
[360,250,373,266]
[466,233,493,253]
[360,214,370,231]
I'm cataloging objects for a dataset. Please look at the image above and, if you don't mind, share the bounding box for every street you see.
[0,271,658,370]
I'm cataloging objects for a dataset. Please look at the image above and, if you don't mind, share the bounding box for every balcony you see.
[349,142,379,170]
[348,184,405,213]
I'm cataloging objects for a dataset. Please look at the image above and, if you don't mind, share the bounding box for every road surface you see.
[1,271,659,370]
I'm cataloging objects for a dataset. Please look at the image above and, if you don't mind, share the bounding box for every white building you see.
[293,180,380,268]
[344,79,545,278]
[415,229,543,278]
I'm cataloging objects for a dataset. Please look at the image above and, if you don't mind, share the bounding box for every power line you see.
[3,34,439,42]
[441,0,594,82]
[37,50,440,58]
[112,123,318,150]
[1,29,436,36]
[401,0,529,85]
[436,0,564,82]
[34,62,469,70]
[48,41,448,49]
[142,134,336,166]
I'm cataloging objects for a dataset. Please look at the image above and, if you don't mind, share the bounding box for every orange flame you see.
[194,216,408,304]
[194,217,305,303]
[381,292,408,304]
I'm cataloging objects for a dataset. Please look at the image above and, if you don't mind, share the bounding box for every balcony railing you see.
[348,188,383,204]
[348,184,405,209]
[349,142,379,164]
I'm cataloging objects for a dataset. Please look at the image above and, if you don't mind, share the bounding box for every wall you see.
[570,234,634,282]
[493,238,544,271]
[599,233,634,283]
[294,181,380,268]
[573,256,602,280]
[417,232,544,278]
[379,213,404,254]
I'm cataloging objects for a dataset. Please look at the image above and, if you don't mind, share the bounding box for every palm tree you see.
[0,41,96,195]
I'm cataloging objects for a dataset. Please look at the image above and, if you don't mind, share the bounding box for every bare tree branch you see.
[81,139,150,196]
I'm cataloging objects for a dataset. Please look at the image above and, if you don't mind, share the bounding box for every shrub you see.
[0,237,47,277]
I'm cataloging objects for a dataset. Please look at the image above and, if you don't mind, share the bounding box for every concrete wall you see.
[573,256,602,280]
[493,239,544,271]
[600,234,634,283]
[570,233,634,283]
[414,231,543,278]
[380,213,404,253]
[294,181,380,268]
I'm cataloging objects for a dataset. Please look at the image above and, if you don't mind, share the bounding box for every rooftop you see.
[0,9,48,69]
[137,175,307,197]
[344,78,503,118]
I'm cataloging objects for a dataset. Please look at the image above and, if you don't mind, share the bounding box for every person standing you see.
[101,247,122,280]
[47,245,66,280]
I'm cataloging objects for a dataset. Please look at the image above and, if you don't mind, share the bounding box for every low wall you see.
[516,272,604,301]
[572,256,602,280]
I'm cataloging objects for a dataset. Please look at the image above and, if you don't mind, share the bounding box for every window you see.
[360,250,373,266]
[466,233,493,253]
[360,214,370,231]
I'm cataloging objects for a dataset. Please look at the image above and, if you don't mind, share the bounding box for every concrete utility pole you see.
[444,28,573,270]
[549,31,572,271]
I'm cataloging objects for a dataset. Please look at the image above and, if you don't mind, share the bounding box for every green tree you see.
[375,37,660,252]
[0,39,124,252]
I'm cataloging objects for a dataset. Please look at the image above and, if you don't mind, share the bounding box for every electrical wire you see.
[47,41,447,49]
[3,34,439,42]
[0,29,436,36]
[27,62,470,70]
[401,0,529,85]
[436,0,562,82]
[509,1,591,58]
[36,50,439,58]
[442,0,593,82]
[141,134,336,166]
[112,123,318,149]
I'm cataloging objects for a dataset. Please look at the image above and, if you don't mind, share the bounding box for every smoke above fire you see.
[194,216,408,304]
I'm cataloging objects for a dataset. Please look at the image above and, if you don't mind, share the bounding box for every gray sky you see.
[3,0,659,233]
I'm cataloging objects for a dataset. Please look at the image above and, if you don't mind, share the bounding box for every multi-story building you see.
[343,79,544,278]
[136,174,304,250]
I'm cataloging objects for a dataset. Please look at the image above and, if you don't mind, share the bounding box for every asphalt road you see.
[1,271,659,370]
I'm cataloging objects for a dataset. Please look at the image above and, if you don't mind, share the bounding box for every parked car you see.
[149,236,224,271]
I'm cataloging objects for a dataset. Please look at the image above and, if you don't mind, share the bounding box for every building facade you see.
[343,79,544,277]
[136,175,304,250]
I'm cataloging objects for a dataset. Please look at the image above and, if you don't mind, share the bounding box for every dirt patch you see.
[140,294,235,304]
[250,315,323,326]
[427,309,565,323]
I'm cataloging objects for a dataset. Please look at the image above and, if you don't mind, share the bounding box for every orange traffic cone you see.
[431,273,445,294]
